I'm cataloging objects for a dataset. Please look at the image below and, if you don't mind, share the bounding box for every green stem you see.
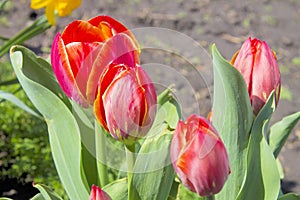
[0,15,51,57]
[125,144,136,200]
[205,195,215,200]
[95,122,109,187]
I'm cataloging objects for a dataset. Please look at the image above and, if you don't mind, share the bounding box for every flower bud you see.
[231,37,281,115]
[51,15,139,107]
[94,64,157,145]
[170,114,230,196]
[89,185,111,200]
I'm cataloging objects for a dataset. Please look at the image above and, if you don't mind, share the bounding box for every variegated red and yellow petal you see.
[86,34,139,103]
[51,33,88,106]
[61,20,104,45]
[88,15,140,54]
[65,41,101,102]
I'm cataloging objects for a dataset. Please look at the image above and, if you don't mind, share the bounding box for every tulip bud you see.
[89,185,111,200]
[94,63,157,145]
[170,114,230,196]
[231,37,281,115]
[51,15,139,107]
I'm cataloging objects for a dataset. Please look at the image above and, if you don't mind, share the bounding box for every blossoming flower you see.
[30,0,81,25]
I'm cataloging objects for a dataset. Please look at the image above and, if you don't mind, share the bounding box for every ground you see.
[1,0,300,198]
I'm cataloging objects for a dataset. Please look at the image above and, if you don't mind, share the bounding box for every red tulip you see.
[94,63,157,144]
[170,114,230,196]
[51,15,139,107]
[231,37,281,115]
[89,185,111,200]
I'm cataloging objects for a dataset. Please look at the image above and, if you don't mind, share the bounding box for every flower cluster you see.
[51,16,156,144]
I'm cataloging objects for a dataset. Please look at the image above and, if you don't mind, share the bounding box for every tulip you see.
[231,37,281,115]
[170,114,230,196]
[51,15,139,107]
[94,63,157,145]
[89,185,112,200]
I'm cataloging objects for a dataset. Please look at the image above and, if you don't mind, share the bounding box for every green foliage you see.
[0,57,66,198]
[10,46,89,199]
[212,44,253,200]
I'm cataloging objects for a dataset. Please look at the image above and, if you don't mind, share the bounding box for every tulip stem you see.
[95,122,109,187]
[125,144,137,200]
[206,195,215,200]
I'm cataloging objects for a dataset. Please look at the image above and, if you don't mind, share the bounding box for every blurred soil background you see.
[0,0,300,199]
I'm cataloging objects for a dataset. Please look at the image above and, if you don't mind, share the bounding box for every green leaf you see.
[211,44,253,200]
[9,45,70,108]
[155,88,181,129]
[177,183,204,200]
[132,93,180,200]
[279,193,300,200]
[103,178,128,200]
[30,193,45,200]
[0,198,14,200]
[0,90,41,118]
[33,184,63,200]
[10,46,89,199]
[236,93,280,200]
[269,111,300,158]
[0,15,51,57]
[133,128,175,200]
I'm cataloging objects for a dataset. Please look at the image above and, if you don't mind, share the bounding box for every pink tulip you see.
[51,15,139,107]
[94,63,157,144]
[231,37,281,115]
[89,185,111,200]
[170,114,230,196]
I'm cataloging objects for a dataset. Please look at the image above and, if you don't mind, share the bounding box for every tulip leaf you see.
[10,46,89,199]
[0,198,13,200]
[133,127,175,200]
[103,178,128,200]
[155,88,181,129]
[0,90,41,118]
[211,44,253,200]
[236,92,280,200]
[33,184,63,200]
[30,194,45,200]
[177,183,205,200]
[9,45,70,108]
[278,193,300,200]
[269,111,300,158]
[132,93,180,200]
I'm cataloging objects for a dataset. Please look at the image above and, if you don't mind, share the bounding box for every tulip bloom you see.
[170,114,230,196]
[94,64,157,144]
[51,16,139,107]
[231,37,281,115]
[31,0,81,25]
[89,185,111,200]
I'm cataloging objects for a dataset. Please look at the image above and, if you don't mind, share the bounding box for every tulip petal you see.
[65,41,101,101]
[171,115,230,196]
[88,15,140,54]
[90,185,112,200]
[102,68,146,139]
[61,20,105,45]
[87,33,140,103]
[251,41,281,113]
[51,33,87,106]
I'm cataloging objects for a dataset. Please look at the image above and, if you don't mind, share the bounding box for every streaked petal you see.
[87,33,139,103]
[51,33,87,106]
[61,20,104,44]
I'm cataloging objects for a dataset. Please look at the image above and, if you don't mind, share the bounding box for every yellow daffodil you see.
[31,0,81,25]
